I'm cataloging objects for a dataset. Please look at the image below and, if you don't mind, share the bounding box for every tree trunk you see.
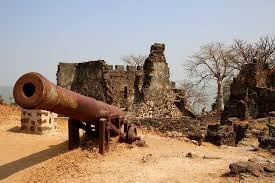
[216,79,224,111]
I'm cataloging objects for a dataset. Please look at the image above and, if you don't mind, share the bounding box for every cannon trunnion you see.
[13,72,139,154]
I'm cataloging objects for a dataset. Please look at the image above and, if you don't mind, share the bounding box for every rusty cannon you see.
[13,72,139,154]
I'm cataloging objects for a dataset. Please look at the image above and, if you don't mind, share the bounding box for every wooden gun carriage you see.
[13,72,139,154]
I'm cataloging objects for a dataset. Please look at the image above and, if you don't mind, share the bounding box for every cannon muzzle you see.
[13,72,124,124]
[13,72,140,154]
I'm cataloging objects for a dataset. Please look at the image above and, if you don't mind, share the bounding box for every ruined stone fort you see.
[57,43,193,119]
[19,43,195,135]
[223,61,275,120]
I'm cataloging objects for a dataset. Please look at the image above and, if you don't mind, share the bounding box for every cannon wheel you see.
[126,124,137,144]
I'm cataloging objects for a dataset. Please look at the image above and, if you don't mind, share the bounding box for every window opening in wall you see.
[124,86,128,99]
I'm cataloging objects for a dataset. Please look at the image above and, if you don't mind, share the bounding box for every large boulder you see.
[229,161,262,177]
[229,160,275,177]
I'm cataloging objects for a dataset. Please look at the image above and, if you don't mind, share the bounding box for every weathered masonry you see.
[223,62,275,120]
[21,109,57,134]
[57,43,194,119]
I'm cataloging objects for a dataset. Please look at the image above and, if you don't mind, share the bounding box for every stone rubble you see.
[229,159,275,177]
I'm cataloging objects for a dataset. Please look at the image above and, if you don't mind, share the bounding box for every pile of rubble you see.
[133,116,205,143]
[257,112,275,151]
[229,158,275,177]
[204,116,275,153]
[206,61,275,148]
[258,136,275,150]
[135,99,182,119]
[205,118,248,146]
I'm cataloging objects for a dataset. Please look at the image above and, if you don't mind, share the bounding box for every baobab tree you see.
[121,54,146,66]
[187,42,236,111]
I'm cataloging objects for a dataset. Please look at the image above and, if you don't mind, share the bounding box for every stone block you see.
[20,109,58,135]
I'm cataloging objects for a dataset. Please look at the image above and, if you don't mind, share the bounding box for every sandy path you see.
[0,106,69,181]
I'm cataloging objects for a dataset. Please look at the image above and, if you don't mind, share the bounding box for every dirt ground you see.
[0,105,274,183]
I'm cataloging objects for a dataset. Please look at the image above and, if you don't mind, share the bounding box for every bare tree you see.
[121,54,146,66]
[177,80,208,113]
[211,77,233,111]
[231,39,255,69]
[187,42,236,111]
[232,35,275,70]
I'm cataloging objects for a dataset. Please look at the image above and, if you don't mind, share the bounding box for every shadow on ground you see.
[7,126,21,133]
[0,141,68,180]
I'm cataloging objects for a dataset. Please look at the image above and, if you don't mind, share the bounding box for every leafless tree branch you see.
[186,42,237,111]
[231,35,275,70]
[121,54,146,66]
[176,80,208,112]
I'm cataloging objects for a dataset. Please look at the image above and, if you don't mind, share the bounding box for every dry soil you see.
[0,105,274,183]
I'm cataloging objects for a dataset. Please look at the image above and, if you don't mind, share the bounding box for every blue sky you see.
[0,0,275,87]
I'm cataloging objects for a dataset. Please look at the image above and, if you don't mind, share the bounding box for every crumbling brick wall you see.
[173,88,196,117]
[222,62,275,120]
[57,60,141,110]
[56,43,193,119]
[57,61,112,103]
[133,43,183,119]
[106,65,142,110]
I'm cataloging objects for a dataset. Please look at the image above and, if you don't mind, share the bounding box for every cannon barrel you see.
[13,72,124,124]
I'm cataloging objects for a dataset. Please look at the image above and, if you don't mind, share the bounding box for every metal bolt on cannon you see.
[13,72,140,154]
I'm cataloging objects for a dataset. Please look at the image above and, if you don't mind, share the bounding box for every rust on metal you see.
[13,72,139,154]
[13,72,124,125]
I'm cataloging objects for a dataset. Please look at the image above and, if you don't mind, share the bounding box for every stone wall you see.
[56,63,78,90]
[21,109,57,134]
[135,116,204,138]
[56,43,193,119]
[134,43,183,119]
[57,61,112,103]
[107,65,143,109]
[222,62,275,120]
[57,60,142,110]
